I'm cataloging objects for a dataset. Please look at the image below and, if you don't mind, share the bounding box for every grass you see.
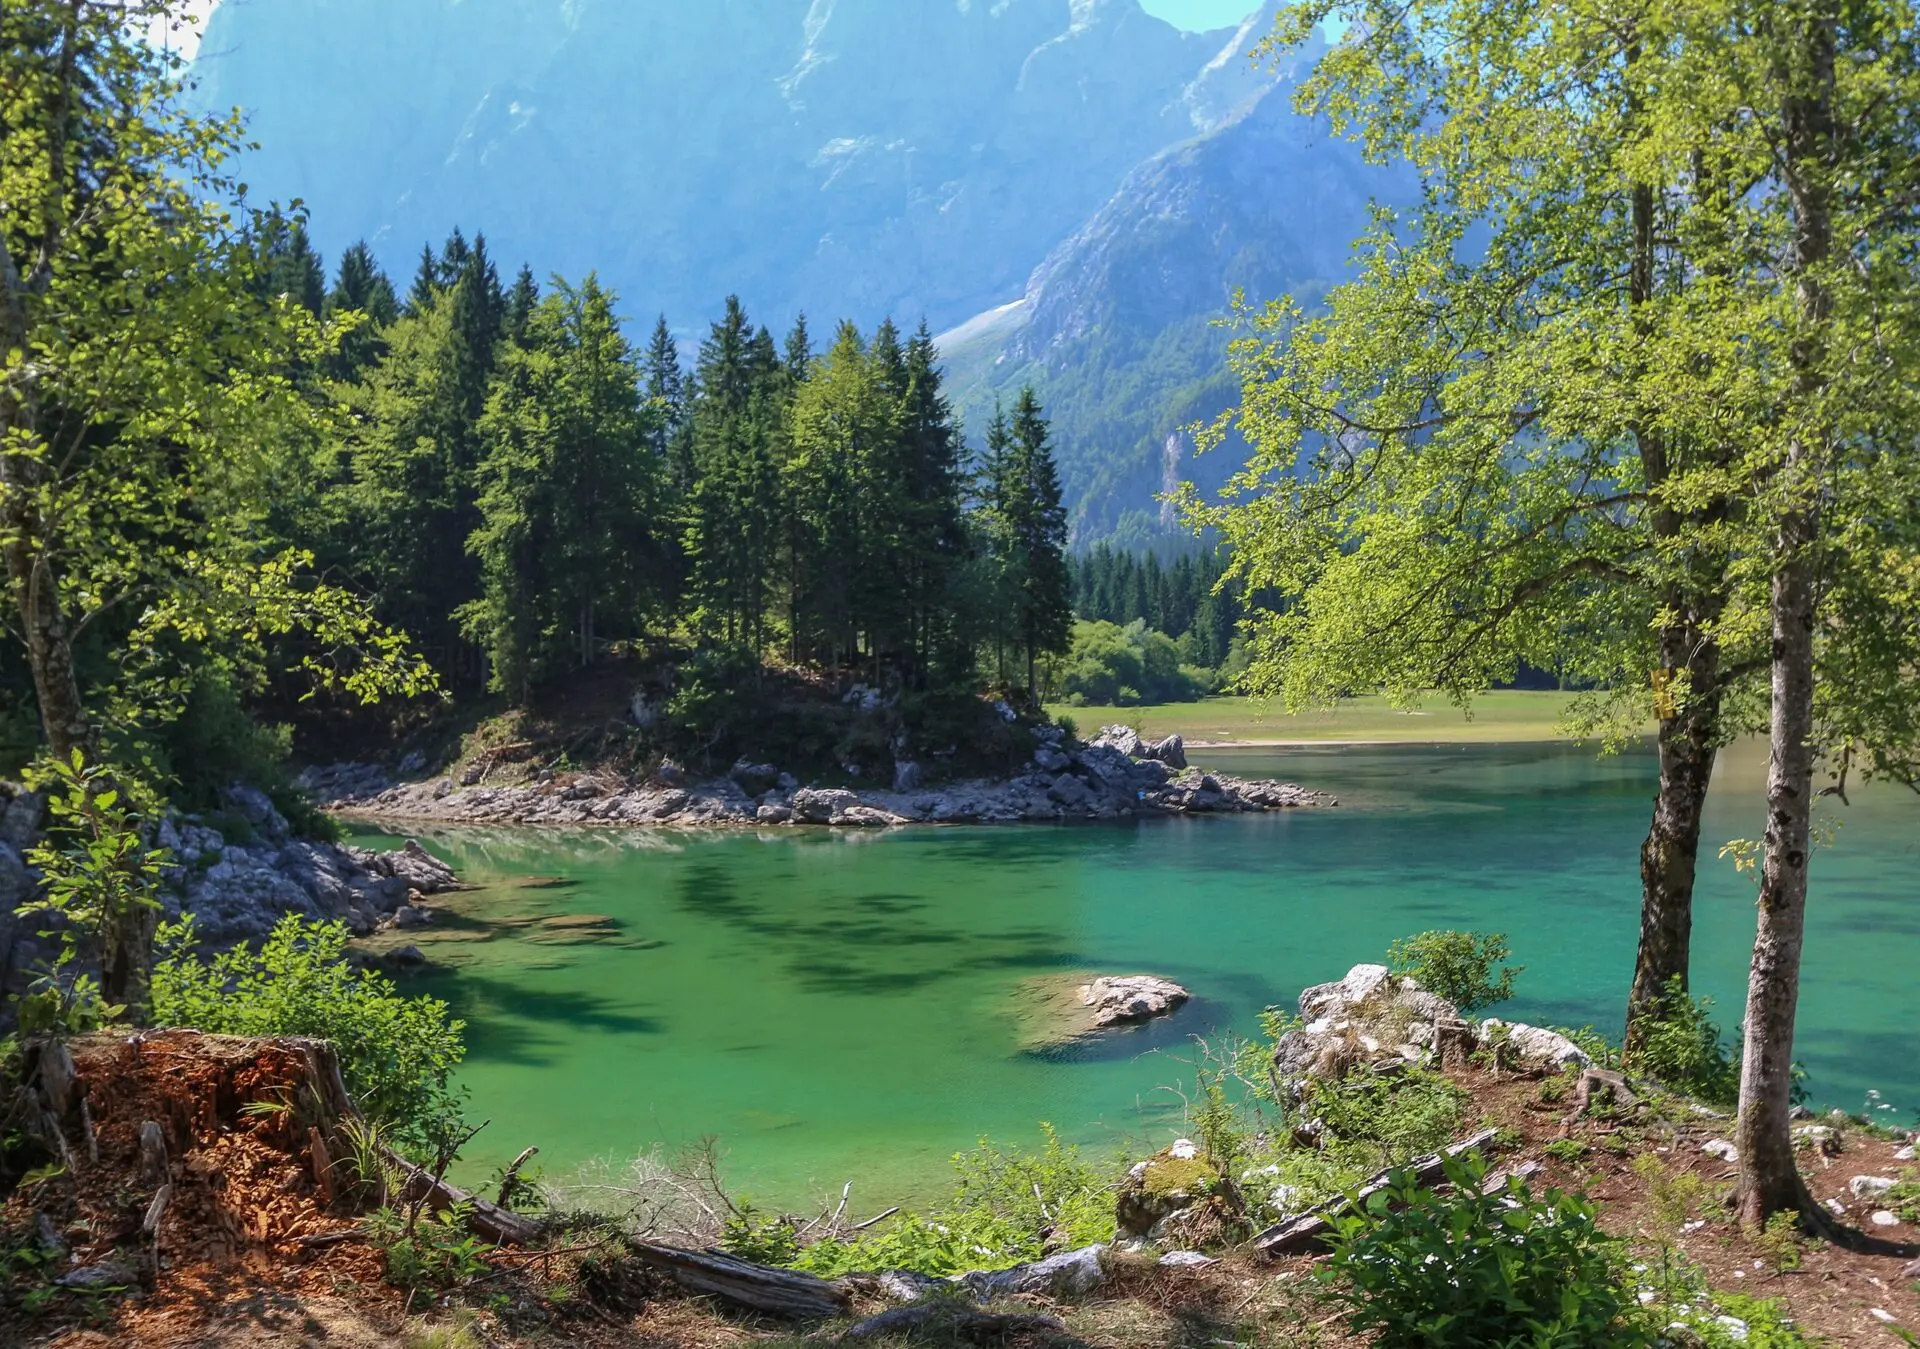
[1046,691,1617,746]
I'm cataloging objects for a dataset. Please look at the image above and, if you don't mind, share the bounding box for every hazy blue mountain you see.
[193,0,1277,333]
[936,39,1394,544]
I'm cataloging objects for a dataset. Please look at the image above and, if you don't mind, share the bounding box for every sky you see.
[1137,0,1260,29]
[156,1,1258,63]
[148,0,217,61]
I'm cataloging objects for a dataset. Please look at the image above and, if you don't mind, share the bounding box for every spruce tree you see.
[1001,389,1071,701]
[466,275,661,695]
[325,241,399,381]
[504,264,539,347]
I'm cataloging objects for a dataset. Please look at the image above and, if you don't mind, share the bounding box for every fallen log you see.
[1253,1126,1501,1257]
[625,1239,851,1318]
[386,1150,546,1247]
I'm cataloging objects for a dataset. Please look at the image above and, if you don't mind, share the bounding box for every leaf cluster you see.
[150,915,466,1152]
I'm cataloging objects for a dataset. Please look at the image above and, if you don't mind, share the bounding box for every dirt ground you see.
[4,1037,1916,1348]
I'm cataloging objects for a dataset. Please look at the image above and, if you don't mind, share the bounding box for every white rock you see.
[1159,1250,1216,1268]
[1850,1175,1896,1199]
[1871,1210,1900,1227]
[1872,1308,1897,1324]
[1702,1139,1740,1162]
[1168,1139,1199,1160]
[1895,1144,1915,1161]
[1340,963,1393,1004]
[1081,975,1190,1028]
[1716,1314,1749,1341]
[1479,1020,1594,1070]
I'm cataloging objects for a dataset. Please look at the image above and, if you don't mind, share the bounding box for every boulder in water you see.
[1082,974,1190,1027]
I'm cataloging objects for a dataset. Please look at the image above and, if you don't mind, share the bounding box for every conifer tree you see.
[324,241,399,381]
[503,264,539,348]
[684,297,779,649]
[984,389,1071,700]
[465,275,660,695]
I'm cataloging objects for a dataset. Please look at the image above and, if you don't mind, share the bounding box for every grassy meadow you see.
[1045,690,1625,745]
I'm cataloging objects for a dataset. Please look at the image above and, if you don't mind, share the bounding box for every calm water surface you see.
[349,740,1918,1203]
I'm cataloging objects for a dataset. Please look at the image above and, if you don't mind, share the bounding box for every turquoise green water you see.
[350,740,1918,1204]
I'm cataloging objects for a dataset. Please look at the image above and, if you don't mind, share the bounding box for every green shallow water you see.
[348,740,1918,1204]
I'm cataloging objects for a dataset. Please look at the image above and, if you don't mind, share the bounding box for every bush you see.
[1304,1066,1469,1166]
[781,1125,1115,1277]
[1386,930,1520,1013]
[1046,620,1208,706]
[1633,976,1739,1107]
[1323,1151,1649,1348]
[152,915,466,1152]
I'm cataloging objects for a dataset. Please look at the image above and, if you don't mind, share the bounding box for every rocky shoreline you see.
[0,782,469,1010]
[302,725,1336,829]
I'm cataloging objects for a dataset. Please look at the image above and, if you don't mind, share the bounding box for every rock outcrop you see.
[1272,962,1597,1107]
[1116,1140,1246,1246]
[1272,963,1466,1098]
[1082,975,1190,1028]
[304,725,1335,830]
[1,781,466,1012]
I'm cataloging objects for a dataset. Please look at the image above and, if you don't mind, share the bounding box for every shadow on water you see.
[421,970,665,1067]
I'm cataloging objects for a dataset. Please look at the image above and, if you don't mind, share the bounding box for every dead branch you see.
[1253,1127,1501,1256]
[624,1239,850,1318]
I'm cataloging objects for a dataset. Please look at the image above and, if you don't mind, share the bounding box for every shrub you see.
[1045,619,1208,706]
[784,1125,1115,1277]
[152,915,465,1152]
[1323,1151,1649,1349]
[1305,1066,1468,1166]
[1385,930,1520,1013]
[1632,976,1739,1107]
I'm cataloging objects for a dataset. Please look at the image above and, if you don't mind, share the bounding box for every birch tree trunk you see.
[1735,1,1834,1228]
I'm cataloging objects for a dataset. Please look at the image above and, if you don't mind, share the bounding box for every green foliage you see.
[1323,1151,1648,1349]
[1386,930,1520,1014]
[1631,1153,1714,1241]
[719,1200,801,1266]
[788,1211,1024,1280]
[1756,1212,1804,1273]
[463,275,663,697]
[1543,1138,1589,1164]
[23,751,170,1022]
[1303,1066,1469,1167]
[1069,545,1243,672]
[786,1125,1114,1277]
[151,916,465,1152]
[979,390,1073,699]
[1046,619,1208,706]
[366,1205,493,1291]
[1886,1168,1920,1225]
[949,1123,1115,1253]
[1632,977,1739,1108]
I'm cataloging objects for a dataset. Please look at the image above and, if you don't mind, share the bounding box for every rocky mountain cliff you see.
[936,42,1399,542]
[193,0,1276,334]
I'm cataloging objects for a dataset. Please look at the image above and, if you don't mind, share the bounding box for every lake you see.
[349,739,1918,1207]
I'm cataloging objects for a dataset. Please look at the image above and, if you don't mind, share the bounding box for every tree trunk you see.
[1736,3,1833,1229]
[1735,520,1819,1228]
[1624,632,1722,1060]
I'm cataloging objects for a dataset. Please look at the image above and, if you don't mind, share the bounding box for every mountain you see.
[191,0,1278,334]
[936,35,1394,544]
